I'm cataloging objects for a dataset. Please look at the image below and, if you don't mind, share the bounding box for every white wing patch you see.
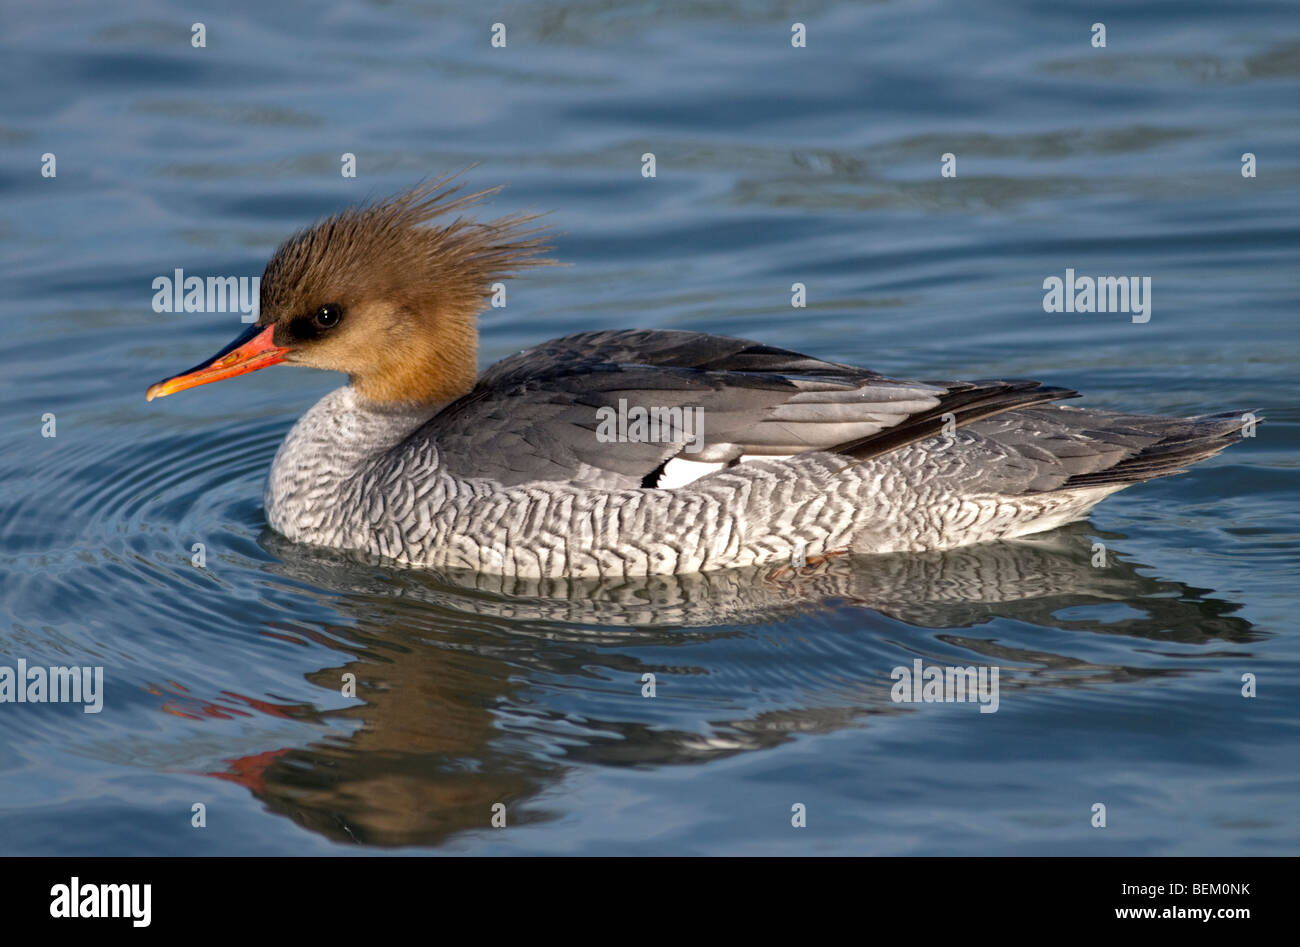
[657,458,726,489]
[656,454,795,489]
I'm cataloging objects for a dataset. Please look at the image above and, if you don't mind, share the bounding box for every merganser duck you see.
[146,178,1252,578]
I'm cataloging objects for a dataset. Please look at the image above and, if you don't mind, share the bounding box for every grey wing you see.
[478,329,876,382]
[943,406,1252,496]
[418,330,1078,489]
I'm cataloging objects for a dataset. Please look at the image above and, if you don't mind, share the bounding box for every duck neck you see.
[265,385,443,541]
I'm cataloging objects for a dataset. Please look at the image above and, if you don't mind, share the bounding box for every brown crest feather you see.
[258,171,556,406]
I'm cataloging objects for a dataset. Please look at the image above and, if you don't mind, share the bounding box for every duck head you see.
[146,176,552,407]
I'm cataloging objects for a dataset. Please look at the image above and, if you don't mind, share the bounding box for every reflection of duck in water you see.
[203,525,1254,847]
[148,174,1251,576]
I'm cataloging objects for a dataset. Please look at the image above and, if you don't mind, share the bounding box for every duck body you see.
[264,328,1248,577]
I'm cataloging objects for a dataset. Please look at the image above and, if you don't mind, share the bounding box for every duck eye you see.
[314,304,342,329]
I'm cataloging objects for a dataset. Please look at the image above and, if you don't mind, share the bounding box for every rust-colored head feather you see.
[258,173,555,405]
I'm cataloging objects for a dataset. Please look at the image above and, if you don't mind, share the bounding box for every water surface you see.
[1,0,1297,854]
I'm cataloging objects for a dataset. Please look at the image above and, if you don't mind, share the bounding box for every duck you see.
[146,176,1252,578]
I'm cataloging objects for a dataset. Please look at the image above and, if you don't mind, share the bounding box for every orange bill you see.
[146,324,289,401]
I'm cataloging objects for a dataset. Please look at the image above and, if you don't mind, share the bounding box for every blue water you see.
[1,0,1297,854]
